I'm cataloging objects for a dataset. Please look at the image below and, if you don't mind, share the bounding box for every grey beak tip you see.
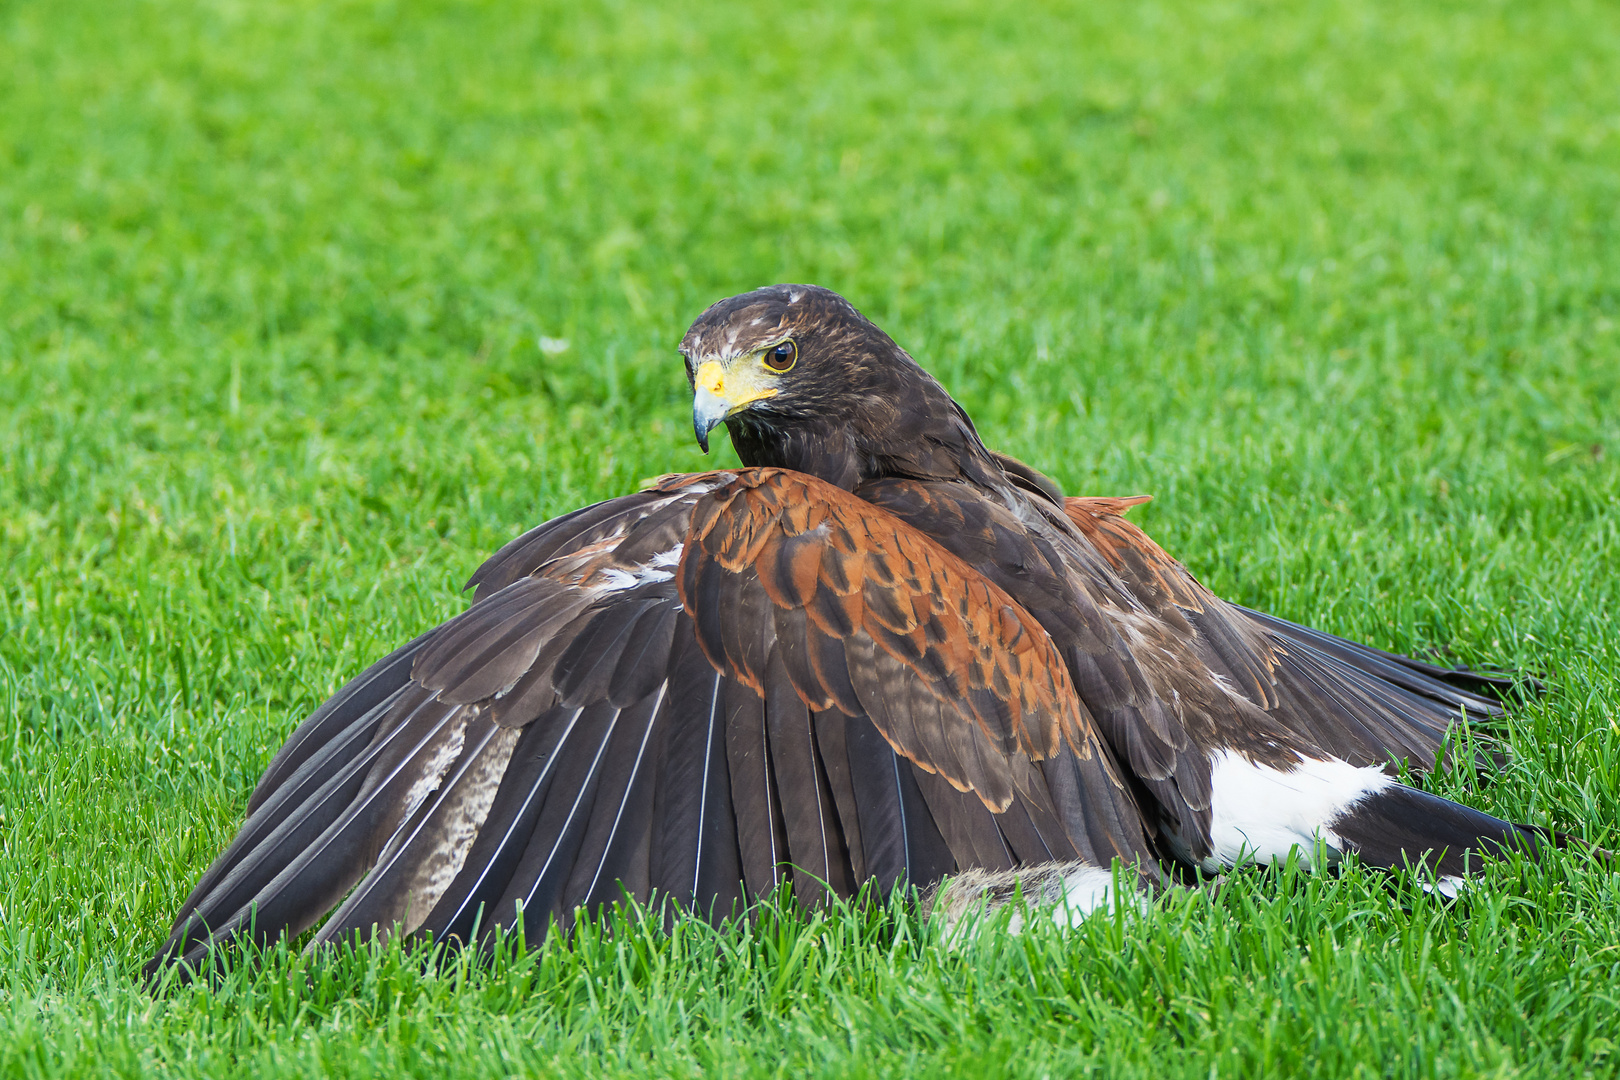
[693,391,726,454]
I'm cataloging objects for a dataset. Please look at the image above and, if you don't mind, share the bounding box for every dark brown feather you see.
[723,676,787,899]
[840,712,956,892]
[648,632,745,920]
[812,709,867,884]
[558,686,666,917]
[488,700,626,941]
[764,649,854,903]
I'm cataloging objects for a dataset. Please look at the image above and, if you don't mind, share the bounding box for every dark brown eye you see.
[763,340,797,373]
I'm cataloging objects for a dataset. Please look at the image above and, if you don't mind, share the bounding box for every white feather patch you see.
[404,724,522,932]
[596,543,683,592]
[396,713,471,828]
[1423,875,1470,899]
[1193,750,1394,872]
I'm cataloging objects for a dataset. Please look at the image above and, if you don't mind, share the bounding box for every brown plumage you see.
[147,284,1549,976]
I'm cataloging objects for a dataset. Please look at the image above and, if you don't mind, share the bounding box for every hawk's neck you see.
[725,392,1005,493]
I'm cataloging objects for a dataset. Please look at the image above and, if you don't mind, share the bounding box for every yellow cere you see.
[696,357,779,411]
[696,360,727,395]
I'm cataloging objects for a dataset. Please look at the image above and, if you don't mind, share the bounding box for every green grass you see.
[2,0,1619,1074]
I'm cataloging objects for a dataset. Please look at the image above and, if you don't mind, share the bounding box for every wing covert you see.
[680,469,1130,812]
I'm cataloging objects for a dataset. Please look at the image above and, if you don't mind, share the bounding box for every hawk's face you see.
[678,284,904,453]
[680,305,802,453]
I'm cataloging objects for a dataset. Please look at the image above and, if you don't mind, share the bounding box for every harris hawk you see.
[147,284,1552,975]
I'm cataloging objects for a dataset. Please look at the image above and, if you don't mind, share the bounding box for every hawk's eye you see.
[763,340,797,373]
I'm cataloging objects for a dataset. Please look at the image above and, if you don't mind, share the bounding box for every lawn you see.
[2,0,1619,1075]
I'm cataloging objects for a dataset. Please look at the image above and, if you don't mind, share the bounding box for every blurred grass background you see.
[2,0,1618,1075]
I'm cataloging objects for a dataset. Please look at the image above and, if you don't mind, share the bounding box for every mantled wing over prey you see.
[149,284,1559,976]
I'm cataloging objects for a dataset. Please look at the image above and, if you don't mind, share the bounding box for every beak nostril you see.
[695,361,727,396]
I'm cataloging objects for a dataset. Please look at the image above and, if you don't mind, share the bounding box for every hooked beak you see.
[693,383,728,454]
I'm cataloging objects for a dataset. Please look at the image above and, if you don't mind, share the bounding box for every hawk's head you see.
[678,284,1003,492]
[678,284,919,455]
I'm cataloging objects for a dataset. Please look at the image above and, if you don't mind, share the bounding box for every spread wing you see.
[853,477,1515,864]
[147,476,731,976]
[1063,495,1512,768]
[147,469,1152,976]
